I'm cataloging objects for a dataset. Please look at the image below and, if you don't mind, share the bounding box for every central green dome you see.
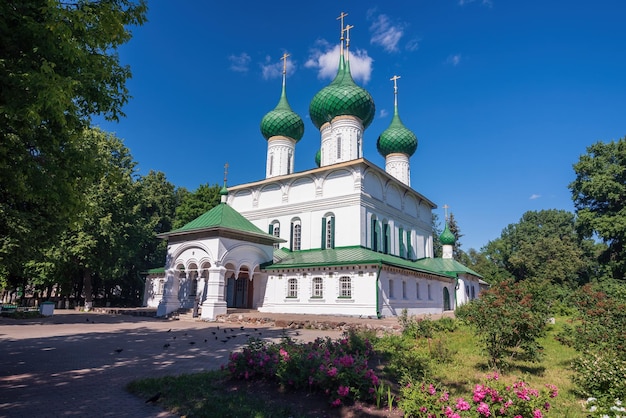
[260,84,304,142]
[309,55,375,130]
[377,110,417,156]
[439,223,456,246]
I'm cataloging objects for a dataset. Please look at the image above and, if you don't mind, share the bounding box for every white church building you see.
[143,16,484,321]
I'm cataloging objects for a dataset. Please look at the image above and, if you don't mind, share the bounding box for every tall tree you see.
[432,213,442,258]
[570,137,626,280]
[172,184,222,229]
[483,209,595,287]
[0,0,147,287]
[447,212,464,260]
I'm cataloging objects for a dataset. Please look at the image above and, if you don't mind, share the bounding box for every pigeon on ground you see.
[114,348,123,354]
[145,392,161,404]
[163,343,170,349]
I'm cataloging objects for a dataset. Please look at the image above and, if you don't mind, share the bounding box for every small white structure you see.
[143,15,485,320]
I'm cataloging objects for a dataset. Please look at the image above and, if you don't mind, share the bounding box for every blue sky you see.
[95,0,626,251]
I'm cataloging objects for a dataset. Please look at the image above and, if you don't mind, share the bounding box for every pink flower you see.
[533,409,543,418]
[337,385,350,397]
[279,348,290,361]
[455,398,470,411]
[439,392,449,402]
[326,367,338,377]
[428,384,436,395]
[331,398,342,407]
[545,384,559,398]
[473,385,487,402]
[477,402,491,417]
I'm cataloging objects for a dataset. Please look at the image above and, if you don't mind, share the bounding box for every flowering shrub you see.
[456,280,550,369]
[227,333,380,406]
[398,373,558,417]
[585,397,626,418]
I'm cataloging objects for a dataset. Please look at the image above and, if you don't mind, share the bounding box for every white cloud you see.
[228,52,251,73]
[459,0,493,6]
[529,194,541,200]
[369,14,405,53]
[446,54,462,66]
[405,38,420,52]
[305,43,373,84]
[260,54,296,80]
[379,109,389,118]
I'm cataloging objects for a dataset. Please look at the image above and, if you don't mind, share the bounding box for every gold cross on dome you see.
[344,24,354,47]
[281,53,290,75]
[337,12,348,38]
[390,75,401,94]
[443,204,449,221]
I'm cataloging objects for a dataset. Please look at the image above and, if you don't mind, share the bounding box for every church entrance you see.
[226,268,252,308]
[443,287,451,311]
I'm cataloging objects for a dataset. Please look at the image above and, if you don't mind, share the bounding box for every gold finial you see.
[337,12,348,56]
[344,24,354,49]
[224,162,229,185]
[280,53,290,76]
[390,75,401,107]
[443,204,449,221]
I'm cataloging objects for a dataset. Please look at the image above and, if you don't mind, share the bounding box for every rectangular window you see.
[399,227,405,258]
[287,278,298,298]
[336,135,342,159]
[389,279,394,299]
[312,277,323,298]
[427,284,432,300]
[406,230,412,260]
[291,221,301,251]
[339,276,352,298]
[371,218,379,252]
[273,224,280,249]
[402,281,407,299]
[416,282,420,299]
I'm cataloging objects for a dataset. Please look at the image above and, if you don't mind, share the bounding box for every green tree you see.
[570,137,626,280]
[172,183,222,229]
[483,209,595,287]
[432,213,442,258]
[0,0,147,287]
[458,248,511,285]
[447,213,464,260]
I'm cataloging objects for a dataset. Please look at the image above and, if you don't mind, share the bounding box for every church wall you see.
[379,269,454,317]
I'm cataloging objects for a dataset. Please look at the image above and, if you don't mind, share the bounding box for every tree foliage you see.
[0,0,147,286]
[172,183,222,229]
[482,209,595,287]
[570,137,626,280]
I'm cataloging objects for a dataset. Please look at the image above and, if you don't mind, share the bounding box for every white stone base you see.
[156,300,179,317]
[201,301,227,321]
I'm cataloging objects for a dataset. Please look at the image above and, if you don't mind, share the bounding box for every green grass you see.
[127,317,590,417]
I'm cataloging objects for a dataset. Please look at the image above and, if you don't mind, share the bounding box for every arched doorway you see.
[226,267,251,308]
[443,287,451,311]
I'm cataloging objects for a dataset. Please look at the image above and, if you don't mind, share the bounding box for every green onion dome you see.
[315,149,321,167]
[309,55,375,130]
[260,84,304,142]
[376,107,417,157]
[439,223,456,246]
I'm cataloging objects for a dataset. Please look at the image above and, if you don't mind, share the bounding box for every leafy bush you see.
[373,334,431,382]
[398,373,559,418]
[227,334,380,407]
[562,282,626,402]
[456,279,551,370]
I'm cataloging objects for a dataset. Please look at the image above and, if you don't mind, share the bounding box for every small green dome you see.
[439,223,456,246]
[377,106,417,157]
[314,149,321,167]
[260,85,304,142]
[309,55,375,130]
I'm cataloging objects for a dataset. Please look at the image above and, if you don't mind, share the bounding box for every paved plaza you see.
[0,310,349,418]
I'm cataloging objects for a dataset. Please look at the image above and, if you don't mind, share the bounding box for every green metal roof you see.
[145,267,165,274]
[266,246,456,279]
[414,257,483,278]
[376,105,417,157]
[160,203,279,242]
[309,55,376,129]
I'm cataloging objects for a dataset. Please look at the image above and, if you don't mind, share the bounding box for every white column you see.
[320,116,363,166]
[201,265,227,320]
[266,137,296,178]
[156,269,181,317]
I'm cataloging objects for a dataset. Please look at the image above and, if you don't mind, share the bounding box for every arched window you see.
[312,277,323,298]
[269,154,274,176]
[336,134,342,159]
[290,219,301,251]
[157,279,165,295]
[383,222,390,254]
[269,220,280,249]
[339,276,352,298]
[371,216,379,252]
[321,213,335,249]
[287,278,298,298]
[287,151,293,174]
[389,279,395,299]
